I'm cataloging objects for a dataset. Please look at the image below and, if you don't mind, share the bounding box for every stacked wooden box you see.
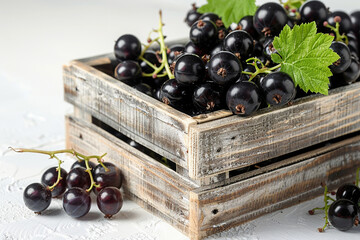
[63,53,360,240]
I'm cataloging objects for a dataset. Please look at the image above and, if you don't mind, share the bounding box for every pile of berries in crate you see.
[112,0,360,117]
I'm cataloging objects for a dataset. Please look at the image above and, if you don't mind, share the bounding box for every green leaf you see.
[272,22,340,95]
[198,0,257,28]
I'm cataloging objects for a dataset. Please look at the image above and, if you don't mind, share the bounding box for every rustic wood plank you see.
[65,115,198,231]
[63,61,197,169]
[191,139,360,238]
[189,82,360,179]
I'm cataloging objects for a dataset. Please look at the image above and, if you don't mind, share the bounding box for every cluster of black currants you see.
[23,159,123,219]
[111,1,360,117]
[309,179,360,232]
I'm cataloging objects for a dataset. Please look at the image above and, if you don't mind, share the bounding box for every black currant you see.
[23,183,52,213]
[337,57,360,84]
[327,11,353,35]
[159,79,192,109]
[329,41,352,74]
[223,30,254,60]
[192,83,222,112]
[184,41,206,56]
[93,162,122,195]
[71,160,96,171]
[184,4,202,27]
[63,187,91,218]
[299,0,328,27]
[66,167,91,190]
[134,83,153,96]
[139,51,160,74]
[210,42,223,57]
[41,167,68,198]
[114,60,142,86]
[199,13,221,26]
[97,187,123,218]
[174,53,205,85]
[238,15,260,40]
[351,11,360,39]
[167,44,185,65]
[190,20,218,49]
[328,199,359,231]
[254,2,288,36]
[226,81,262,116]
[260,72,296,106]
[114,34,141,61]
[336,183,360,205]
[208,51,242,85]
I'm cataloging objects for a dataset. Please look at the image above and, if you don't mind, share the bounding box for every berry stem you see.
[139,37,160,59]
[9,147,109,192]
[48,155,63,191]
[324,21,348,45]
[242,58,282,81]
[158,10,174,79]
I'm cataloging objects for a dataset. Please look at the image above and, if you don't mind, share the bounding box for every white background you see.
[0,0,360,239]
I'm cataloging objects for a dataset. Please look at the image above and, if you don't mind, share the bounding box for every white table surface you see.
[1,0,360,239]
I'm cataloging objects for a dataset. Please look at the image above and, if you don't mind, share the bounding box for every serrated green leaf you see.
[198,0,257,28]
[271,53,282,63]
[272,22,340,95]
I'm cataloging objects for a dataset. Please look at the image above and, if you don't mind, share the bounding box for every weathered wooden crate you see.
[65,114,360,240]
[63,53,360,184]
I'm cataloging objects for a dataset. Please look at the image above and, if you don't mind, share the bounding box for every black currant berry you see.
[23,183,52,213]
[329,41,352,74]
[97,187,123,218]
[71,160,96,172]
[184,41,206,56]
[159,79,192,108]
[260,72,296,106]
[226,81,261,116]
[238,15,260,40]
[199,13,221,26]
[63,187,91,218]
[93,162,122,195]
[351,11,360,38]
[327,11,353,34]
[134,83,153,96]
[139,51,160,74]
[210,42,223,57]
[208,51,242,85]
[174,53,205,85]
[66,167,91,190]
[328,199,359,231]
[223,30,254,60]
[114,60,142,86]
[192,83,222,112]
[41,167,67,198]
[337,58,360,83]
[167,44,185,65]
[190,20,218,49]
[299,0,328,27]
[254,2,288,36]
[184,4,202,27]
[114,34,141,61]
[336,183,360,205]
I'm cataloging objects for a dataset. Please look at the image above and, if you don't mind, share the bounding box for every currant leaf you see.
[198,0,257,28]
[272,22,340,95]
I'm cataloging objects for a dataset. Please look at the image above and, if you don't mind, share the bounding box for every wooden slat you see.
[63,61,197,169]
[189,83,360,179]
[65,115,198,234]
[190,139,360,238]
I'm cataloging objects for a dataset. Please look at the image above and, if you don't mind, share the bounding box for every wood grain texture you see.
[191,141,360,238]
[65,115,198,234]
[65,114,360,240]
[63,60,197,169]
[64,54,360,182]
[189,83,360,179]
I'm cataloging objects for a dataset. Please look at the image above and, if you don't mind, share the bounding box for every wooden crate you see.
[63,53,360,182]
[65,114,360,240]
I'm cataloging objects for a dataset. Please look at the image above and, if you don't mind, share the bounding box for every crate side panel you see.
[190,83,360,178]
[63,62,196,168]
[193,140,360,238]
[65,115,198,232]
